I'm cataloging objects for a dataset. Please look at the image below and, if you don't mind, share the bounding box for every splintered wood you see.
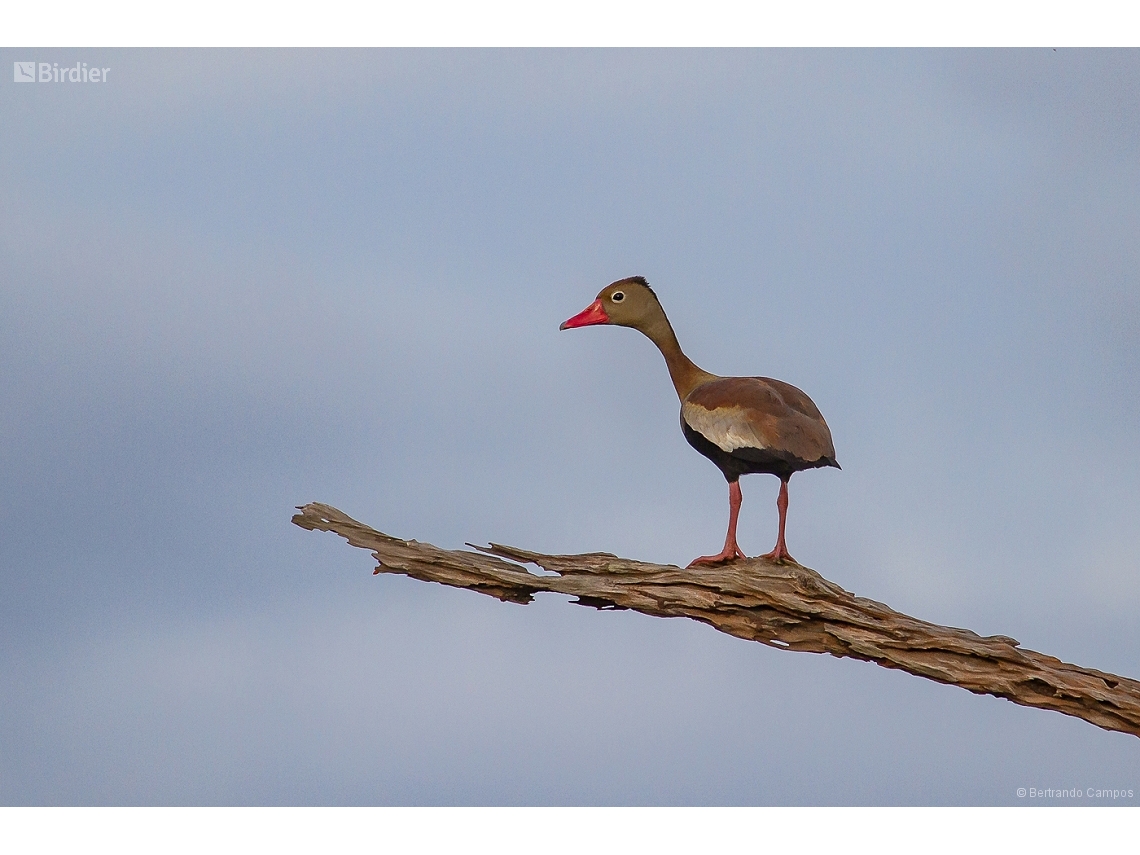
[293,502,1140,739]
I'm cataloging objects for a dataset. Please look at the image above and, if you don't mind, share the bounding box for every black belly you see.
[681,418,838,483]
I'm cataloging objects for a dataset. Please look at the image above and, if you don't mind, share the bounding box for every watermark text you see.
[1016,786,1134,800]
[14,62,110,83]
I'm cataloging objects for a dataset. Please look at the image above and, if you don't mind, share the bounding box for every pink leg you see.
[688,481,747,567]
[760,479,796,564]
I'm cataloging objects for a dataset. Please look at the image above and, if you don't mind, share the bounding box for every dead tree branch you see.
[292,501,1140,739]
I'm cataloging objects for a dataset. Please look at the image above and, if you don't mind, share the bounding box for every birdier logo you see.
[13,61,110,83]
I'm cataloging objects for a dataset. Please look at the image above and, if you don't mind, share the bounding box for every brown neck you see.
[638,313,715,401]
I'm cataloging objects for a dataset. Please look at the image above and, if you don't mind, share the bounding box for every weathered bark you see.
[292,501,1140,739]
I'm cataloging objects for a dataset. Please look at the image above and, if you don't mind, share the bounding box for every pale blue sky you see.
[1,49,1138,804]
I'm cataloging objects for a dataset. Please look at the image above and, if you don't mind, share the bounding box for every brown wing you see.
[681,376,836,465]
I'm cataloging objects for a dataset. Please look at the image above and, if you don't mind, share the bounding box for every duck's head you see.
[560,276,663,332]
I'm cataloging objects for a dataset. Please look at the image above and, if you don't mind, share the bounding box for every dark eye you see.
[611,291,625,303]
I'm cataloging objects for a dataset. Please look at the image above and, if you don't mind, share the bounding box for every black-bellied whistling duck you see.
[560,276,839,567]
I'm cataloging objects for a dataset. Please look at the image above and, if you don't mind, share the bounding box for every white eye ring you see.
[611,291,625,303]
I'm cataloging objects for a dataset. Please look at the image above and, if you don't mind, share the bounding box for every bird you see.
[560,276,838,567]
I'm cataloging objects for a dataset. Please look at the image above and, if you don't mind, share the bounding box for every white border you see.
[4,1,1140,47]
[3,807,1140,854]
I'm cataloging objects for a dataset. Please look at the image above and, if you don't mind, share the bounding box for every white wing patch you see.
[681,402,770,453]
